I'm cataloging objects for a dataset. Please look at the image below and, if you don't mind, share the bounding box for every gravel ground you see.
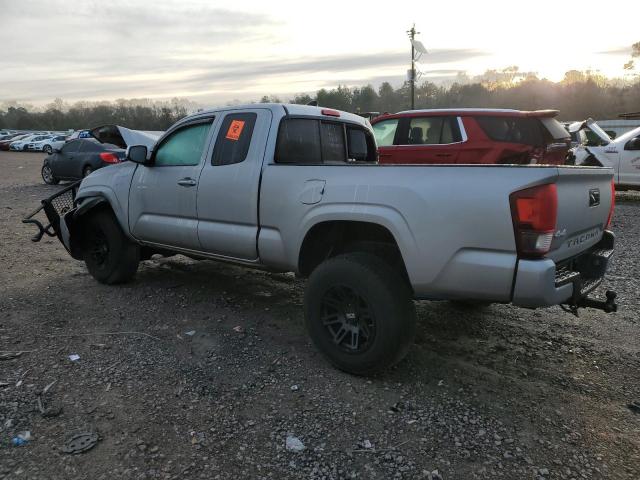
[1,151,639,479]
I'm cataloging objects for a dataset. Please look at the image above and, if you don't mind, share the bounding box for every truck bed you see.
[258,163,614,303]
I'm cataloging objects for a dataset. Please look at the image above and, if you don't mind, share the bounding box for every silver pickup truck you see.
[24,104,617,374]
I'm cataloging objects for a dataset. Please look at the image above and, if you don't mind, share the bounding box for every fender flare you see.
[74,196,107,218]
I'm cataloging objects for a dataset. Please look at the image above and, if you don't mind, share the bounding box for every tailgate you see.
[547,166,614,263]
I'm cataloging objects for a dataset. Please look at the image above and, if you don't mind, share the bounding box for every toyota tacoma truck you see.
[24,103,617,375]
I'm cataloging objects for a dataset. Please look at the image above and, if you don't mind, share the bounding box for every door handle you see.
[177,178,197,187]
[435,153,452,157]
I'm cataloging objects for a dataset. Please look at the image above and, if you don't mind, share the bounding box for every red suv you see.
[371,109,571,165]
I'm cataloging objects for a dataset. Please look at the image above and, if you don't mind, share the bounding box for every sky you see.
[0,0,637,107]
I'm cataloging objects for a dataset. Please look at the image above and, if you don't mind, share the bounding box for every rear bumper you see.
[511,231,614,308]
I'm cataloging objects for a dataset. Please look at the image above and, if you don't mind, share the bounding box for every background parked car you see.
[371,108,572,165]
[27,135,67,153]
[10,134,52,151]
[41,139,126,184]
[66,130,93,141]
[0,132,21,143]
[570,119,640,188]
[0,134,31,151]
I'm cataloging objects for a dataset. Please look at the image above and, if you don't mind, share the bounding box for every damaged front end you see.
[22,181,83,258]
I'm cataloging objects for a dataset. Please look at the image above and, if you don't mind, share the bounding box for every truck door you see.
[128,117,215,250]
[196,108,272,260]
[618,134,640,186]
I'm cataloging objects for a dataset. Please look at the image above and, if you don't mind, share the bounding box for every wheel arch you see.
[67,188,131,258]
[297,219,411,286]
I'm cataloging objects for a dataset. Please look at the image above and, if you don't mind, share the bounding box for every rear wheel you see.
[82,210,140,284]
[304,252,416,375]
[83,165,93,177]
[41,164,59,185]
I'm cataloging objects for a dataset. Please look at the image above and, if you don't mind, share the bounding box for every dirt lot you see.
[0,151,639,479]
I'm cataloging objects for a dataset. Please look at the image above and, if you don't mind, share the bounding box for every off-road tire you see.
[82,210,139,284]
[304,252,416,375]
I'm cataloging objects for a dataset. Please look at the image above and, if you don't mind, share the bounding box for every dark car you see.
[41,139,126,185]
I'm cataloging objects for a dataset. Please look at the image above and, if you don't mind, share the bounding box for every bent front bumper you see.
[511,230,615,309]
[22,182,80,249]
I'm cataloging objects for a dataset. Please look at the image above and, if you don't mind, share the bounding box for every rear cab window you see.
[276,117,376,164]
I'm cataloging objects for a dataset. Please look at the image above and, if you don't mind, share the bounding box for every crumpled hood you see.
[117,126,162,150]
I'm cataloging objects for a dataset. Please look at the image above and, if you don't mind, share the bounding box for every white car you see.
[10,135,44,151]
[28,135,67,154]
[571,119,640,188]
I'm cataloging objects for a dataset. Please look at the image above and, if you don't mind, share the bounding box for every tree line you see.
[2,70,639,131]
[0,98,192,131]
[280,69,640,121]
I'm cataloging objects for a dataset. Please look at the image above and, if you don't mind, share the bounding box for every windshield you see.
[587,121,611,145]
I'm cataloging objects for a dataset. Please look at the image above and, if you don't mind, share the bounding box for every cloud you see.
[174,49,487,90]
[0,0,487,104]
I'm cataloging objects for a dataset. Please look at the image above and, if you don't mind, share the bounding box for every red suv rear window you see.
[475,116,544,146]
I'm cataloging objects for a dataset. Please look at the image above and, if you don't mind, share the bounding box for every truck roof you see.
[185,103,368,126]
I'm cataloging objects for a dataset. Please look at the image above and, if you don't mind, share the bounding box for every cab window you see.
[276,118,375,164]
[275,118,322,164]
[155,121,212,166]
[212,113,257,166]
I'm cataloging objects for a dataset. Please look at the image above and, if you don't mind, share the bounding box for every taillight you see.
[606,179,615,229]
[99,152,120,164]
[510,183,558,258]
[321,108,340,117]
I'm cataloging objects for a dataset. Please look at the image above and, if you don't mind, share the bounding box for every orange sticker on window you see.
[225,120,245,141]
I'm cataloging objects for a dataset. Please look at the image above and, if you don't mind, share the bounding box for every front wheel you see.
[304,253,416,375]
[82,210,140,284]
[41,164,59,185]
[44,145,53,154]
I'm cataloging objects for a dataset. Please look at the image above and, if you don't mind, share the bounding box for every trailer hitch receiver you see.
[562,290,617,316]
[577,290,617,313]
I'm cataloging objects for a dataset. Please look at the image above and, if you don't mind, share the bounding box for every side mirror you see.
[625,137,640,151]
[127,145,150,164]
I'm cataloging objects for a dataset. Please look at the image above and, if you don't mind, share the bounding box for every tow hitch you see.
[562,290,618,316]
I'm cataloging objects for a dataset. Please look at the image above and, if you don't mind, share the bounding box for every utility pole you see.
[407,24,418,110]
